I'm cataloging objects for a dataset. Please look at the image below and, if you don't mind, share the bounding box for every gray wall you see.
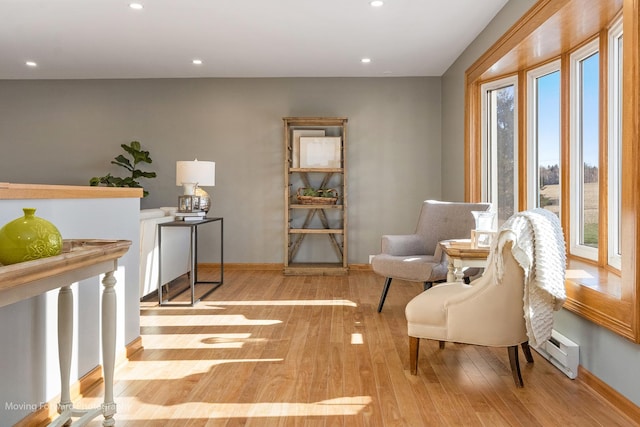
[0,77,442,265]
[441,0,537,201]
[441,0,640,407]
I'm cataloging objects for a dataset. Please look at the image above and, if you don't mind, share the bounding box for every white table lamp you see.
[176,160,215,212]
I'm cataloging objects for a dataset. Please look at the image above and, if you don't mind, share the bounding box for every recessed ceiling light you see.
[370,1,384,7]
[192,59,203,65]
[25,61,37,67]
[361,58,371,64]
[129,3,143,10]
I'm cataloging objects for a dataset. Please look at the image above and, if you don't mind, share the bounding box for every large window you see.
[481,77,518,223]
[570,41,600,260]
[527,61,561,216]
[465,1,640,342]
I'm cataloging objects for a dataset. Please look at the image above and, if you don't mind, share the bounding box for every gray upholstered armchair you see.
[371,200,490,312]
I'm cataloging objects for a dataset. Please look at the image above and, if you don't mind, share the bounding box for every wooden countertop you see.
[439,239,491,259]
[0,239,131,308]
[0,182,143,199]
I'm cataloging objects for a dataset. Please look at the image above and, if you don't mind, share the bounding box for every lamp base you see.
[195,188,211,213]
[182,182,197,195]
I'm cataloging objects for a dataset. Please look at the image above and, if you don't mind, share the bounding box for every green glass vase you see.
[0,208,63,265]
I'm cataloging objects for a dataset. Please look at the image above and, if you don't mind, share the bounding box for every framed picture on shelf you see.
[299,136,341,168]
[178,195,201,213]
[291,129,325,168]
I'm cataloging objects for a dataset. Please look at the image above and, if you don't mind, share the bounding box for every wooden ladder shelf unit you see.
[283,117,348,275]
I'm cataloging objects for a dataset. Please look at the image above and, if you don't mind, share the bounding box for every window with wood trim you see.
[481,77,518,224]
[569,40,600,261]
[526,61,561,216]
[465,1,639,342]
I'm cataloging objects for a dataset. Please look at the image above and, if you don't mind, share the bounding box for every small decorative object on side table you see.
[178,195,201,213]
[176,159,216,213]
[176,211,206,221]
[0,207,63,265]
[471,210,496,248]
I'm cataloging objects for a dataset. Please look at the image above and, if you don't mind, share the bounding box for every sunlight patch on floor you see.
[83,396,372,421]
[351,333,364,345]
[116,358,284,380]
[204,299,358,307]
[140,314,282,327]
[115,360,211,379]
[139,333,263,349]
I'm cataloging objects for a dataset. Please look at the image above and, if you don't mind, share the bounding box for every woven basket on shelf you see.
[296,188,338,205]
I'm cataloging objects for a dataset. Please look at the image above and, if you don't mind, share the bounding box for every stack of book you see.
[176,211,206,222]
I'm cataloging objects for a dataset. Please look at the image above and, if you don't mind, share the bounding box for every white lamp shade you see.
[176,160,215,187]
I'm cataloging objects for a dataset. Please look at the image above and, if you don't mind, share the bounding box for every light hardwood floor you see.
[77,268,637,426]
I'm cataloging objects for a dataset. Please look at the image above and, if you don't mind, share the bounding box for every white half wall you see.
[0,197,140,425]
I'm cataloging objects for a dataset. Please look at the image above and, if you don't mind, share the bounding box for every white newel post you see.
[57,285,74,418]
[101,271,117,427]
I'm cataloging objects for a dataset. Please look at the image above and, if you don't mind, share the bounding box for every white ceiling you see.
[0,0,508,80]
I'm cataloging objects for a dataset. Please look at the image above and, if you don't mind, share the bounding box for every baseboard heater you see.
[533,329,579,379]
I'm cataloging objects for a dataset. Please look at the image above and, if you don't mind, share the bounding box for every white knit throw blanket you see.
[490,208,566,348]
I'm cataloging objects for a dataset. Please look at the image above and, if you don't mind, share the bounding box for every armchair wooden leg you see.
[423,281,432,291]
[409,336,419,375]
[377,277,393,313]
[439,341,445,349]
[508,345,524,388]
[521,342,534,363]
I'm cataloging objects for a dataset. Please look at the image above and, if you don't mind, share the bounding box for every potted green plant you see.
[90,141,156,197]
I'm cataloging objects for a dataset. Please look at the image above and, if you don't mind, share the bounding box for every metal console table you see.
[158,217,223,306]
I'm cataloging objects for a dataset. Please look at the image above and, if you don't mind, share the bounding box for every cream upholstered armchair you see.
[371,200,490,312]
[405,208,567,387]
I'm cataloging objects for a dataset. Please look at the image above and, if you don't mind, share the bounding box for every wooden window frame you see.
[480,76,520,221]
[464,0,640,342]
[568,39,601,261]
[525,60,561,211]
[607,16,624,271]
